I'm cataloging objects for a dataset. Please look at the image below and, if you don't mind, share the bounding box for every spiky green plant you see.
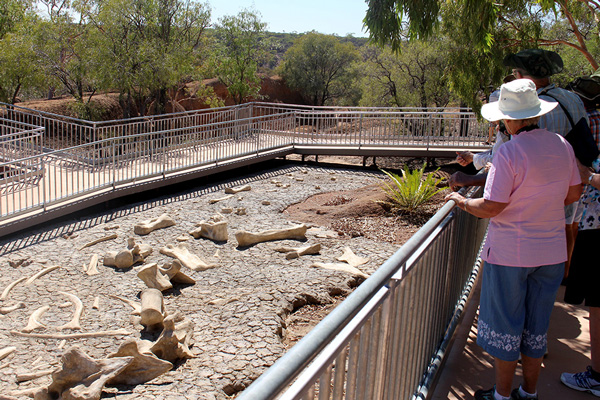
[378,163,447,212]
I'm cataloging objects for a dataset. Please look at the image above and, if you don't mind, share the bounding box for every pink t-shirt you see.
[482,128,581,267]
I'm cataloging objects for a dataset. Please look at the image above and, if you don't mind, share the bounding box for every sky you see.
[208,0,370,37]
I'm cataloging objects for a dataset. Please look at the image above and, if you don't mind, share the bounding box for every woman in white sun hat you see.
[445,79,582,400]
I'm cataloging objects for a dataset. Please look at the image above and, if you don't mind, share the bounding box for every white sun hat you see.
[481,79,557,121]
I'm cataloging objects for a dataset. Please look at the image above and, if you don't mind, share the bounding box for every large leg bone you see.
[0,302,25,315]
[224,184,251,194]
[134,213,176,235]
[78,233,117,251]
[160,244,218,271]
[10,329,131,339]
[189,220,228,242]
[140,288,164,329]
[274,243,321,259]
[311,262,368,279]
[57,292,84,331]
[106,339,172,385]
[336,247,369,267]
[25,266,60,285]
[150,313,194,363]
[23,306,49,333]
[235,224,308,247]
[136,263,173,291]
[1,277,27,300]
[208,195,233,204]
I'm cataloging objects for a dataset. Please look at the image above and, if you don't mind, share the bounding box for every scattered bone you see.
[140,288,164,329]
[308,227,339,239]
[78,233,118,251]
[235,224,308,247]
[8,387,43,398]
[336,247,370,267]
[92,297,100,310]
[128,237,152,258]
[315,185,321,190]
[109,295,141,315]
[40,346,133,400]
[224,184,251,194]
[8,257,31,268]
[57,340,66,350]
[0,346,16,361]
[85,254,100,276]
[270,179,281,184]
[57,292,83,331]
[331,177,337,181]
[301,170,308,174]
[25,265,60,285]
[221,207,233,214]
[23,306,49,333]
[107,339,172,385]
[160,243,218,271]
[275,243,321,260]
[0,302,25,315]
[311,262,368,279]
[58,302,71,308]
[0,276,27,300]
[136,263,173,291]
[10,328,131,339]
[150,313,194,363]
[213,249,221,259]
[189,220,228,242]
[158,260,195,285]
[295,177,304,182]
[103,241,149,269]
[262,201,271,205]
[134,213,176,235]
[176,235,190,242]
[208,194,233,204]
[235,207,247,215]
[16,369,54,382]
[103,225,119,230]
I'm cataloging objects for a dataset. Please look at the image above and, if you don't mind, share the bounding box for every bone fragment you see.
[58,302,71,308]
[136,263,173,291]
[220,207,233,214]
[8,387,43,398]
[337,247,369,267]
[235,224,308,247]
[235,207,247,215]
[262,200,271,205]
[0,302,25,315]
[1,276,27,300]
[16,369,54,382]
[92,297,100,310]
[140,288,164,329]
[224,184,251,194]
[57,292,83,331]
[10,329,131,339]
[311,262,368,279]
[160,243,218,271]
[57,340,66,349]
[78,233,118,251]
[109,295,141,315]
[25,266,60,285]
[134,213,176,235]
[0,346,16,361]
[23,306,49,333]
[189,220,228,242]
[128,237,152,258]
[150,312,194,363]
[158,260,195,284]
[275,243,321,259]
[86,254,100,275]
[208,194,233,204]
[107,339,172,385]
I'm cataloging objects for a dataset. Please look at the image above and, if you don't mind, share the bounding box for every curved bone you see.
[150,313,194,363]
[78,233,117,251]
[22,306,49,333]
[235,224,308,247]
[134,214,176,235]
[1,277,27,300]
[311,262,368,279]
[0,302,25,315]
[107,339,172,385]
[274,243,321,260]
[189,220,228,242]
[336,247,369,267]
[224,184,251,194]
[25,266,60,285]
[128,237,152,258]
[140,288,164,329]
[208,194,233,204]
[159,260,195,284]
[136,263,173,291]
[160,244,218,272]
[0,346,16,361]
[57,292,83,331]
[10,329,131,339]
[108,295,141,315]
[85,254,100,276]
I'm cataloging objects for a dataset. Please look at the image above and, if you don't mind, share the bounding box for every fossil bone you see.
[78,233,117,251]
[134,213,176,235]
[10,329,131,339]
[235,224,308,247]
[103,241,148,269]
[311,262,368,279]
[57,292,83,331]
[23,306,49,333]
[208,194,233,204]
[92,297,100,310]
[136,263,173,291]
[140,288,164,329]
[128,237,152,258]
[109,295,141,315]
[0,302,25,315]
[235,207,247,215]
[160,243,218,271]
[189,220,228,242]
[336,247,369,267]
[1,276,27,300]
[224,184,251,194]
[85,254,100,276]
[106,339,172,385]
[25,265,60,285]
[150,313,194,363]
[16,369,54,382]
[0,346,16,361]
[274,243,321,259]
[159,260,195,285]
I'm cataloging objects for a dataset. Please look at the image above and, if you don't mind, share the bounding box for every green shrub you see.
[378,163,447,212]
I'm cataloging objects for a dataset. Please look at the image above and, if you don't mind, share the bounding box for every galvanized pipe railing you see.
[237,187,487,400]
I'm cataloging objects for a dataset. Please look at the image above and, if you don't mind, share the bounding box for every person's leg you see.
[495,358,519,397]
[591,307,600,372]
[520,354,543,394]
[565,223,575,279]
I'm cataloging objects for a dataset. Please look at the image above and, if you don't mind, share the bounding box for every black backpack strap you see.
[539,89,575,128]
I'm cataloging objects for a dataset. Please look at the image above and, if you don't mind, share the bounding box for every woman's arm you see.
[565,184,583,205]
[445,193,508,218]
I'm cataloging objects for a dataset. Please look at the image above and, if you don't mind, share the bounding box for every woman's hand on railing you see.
[448,171,487,192]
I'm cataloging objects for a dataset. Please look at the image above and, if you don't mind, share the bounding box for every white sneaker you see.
[561,366,600,397]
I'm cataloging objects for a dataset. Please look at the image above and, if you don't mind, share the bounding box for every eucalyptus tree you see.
[279,32,359,106]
